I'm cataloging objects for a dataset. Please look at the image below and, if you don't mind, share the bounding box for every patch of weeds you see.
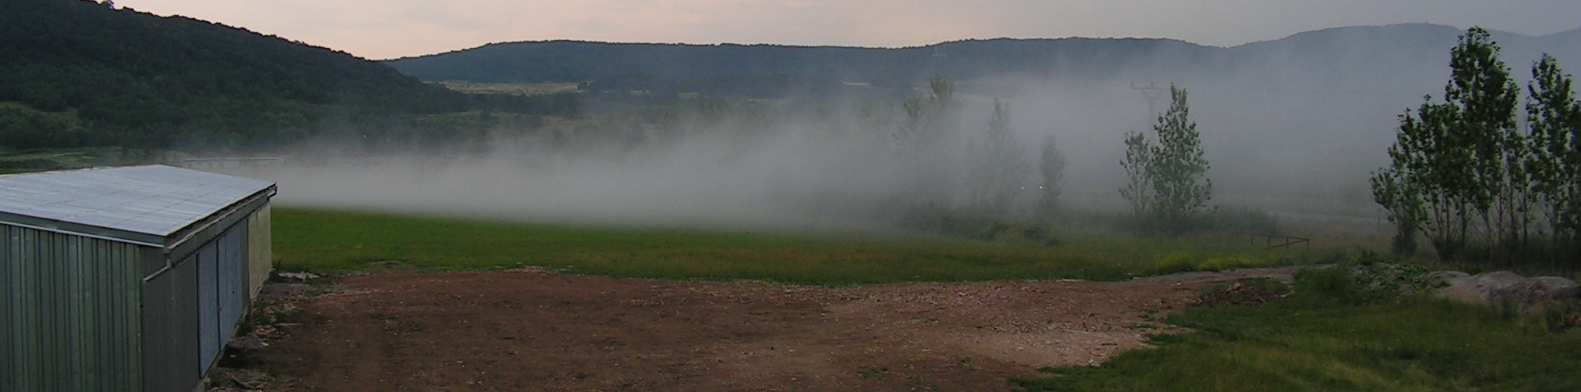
[1198,278,1291,306]
[1149,254,1199,275]
[1143,334,1184,345]
[1021,226,1047,241]
[1011,266,1581,392]
[1535,298,1581,333]
[1197,255,1260,272]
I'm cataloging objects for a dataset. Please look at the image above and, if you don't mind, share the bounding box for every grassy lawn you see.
[273,208,1580,390]
[272,207,1338,284]
[1013,269,1581,392]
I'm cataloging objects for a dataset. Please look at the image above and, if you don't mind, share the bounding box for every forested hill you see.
[387,23,1580,95]
[0,0,576,150]
[387,38,1212,90]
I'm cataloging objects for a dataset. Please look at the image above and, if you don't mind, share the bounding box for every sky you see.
[117,0,1581,60]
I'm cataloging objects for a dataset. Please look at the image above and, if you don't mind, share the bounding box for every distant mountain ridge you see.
[0,0,576,149]
[386,23,1581,95]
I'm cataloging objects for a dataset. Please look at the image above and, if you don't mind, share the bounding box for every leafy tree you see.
[1372,27,1578,263]
[897,76,958,153]
[1038,134,1066,217]
[1118,131,1153,223]
[965,99,1028,215]
[1384,96,1472,259]
[1148,85,1213,233]
[893,76,962,210]
[1370,165,1423,256]
[0,102,86,148]
[1526,54,1581,258]
[1442,28,1525,254]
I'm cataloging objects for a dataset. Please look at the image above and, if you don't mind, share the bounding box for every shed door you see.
[218,222,248,348]
[197,242,221,372]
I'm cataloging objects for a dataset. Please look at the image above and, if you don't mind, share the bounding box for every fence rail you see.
[1252,233,1311,250]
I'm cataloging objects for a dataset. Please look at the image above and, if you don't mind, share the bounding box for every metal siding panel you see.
[145,253,201,392]
[218,223,244,346]
[1,225,12,392]
[66,233,85,391]
[173,254,200,390]
[4,225,18,391]
[20,228,36,389]
[140,255,172,392]
[197,241,220,374]
[128,246,144,390]
[247,204,272,299]
[237,219,250,306]
[0,224,148,392]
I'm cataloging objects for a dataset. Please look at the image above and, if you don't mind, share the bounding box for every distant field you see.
[433,81,580,96]
[272,207,1342,284]
[0,147,136,174]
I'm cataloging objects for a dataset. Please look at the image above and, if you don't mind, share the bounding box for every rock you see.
[1433,270,1579,315]
[1475,271,1526,290]
[1502,276,1580,309]
[275,271,320,282]
[1529,276,1580,298]
[1425,271,1470,288]
[1444,271,1524,304]
[1435,278,1485,305]
[227,335,267,352]
[219,335,268,367]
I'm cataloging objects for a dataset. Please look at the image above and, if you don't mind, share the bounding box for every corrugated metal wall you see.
[196,219,251,375]
[196,240,220,373]
[141,252,200,392]
[219,221,248,343]
[246,203,272,298]
[1,224,144,391]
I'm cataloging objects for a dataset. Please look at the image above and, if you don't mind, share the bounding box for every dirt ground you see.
[222,267,1298,391]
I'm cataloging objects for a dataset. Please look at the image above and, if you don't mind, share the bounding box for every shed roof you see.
[0,165,275,246]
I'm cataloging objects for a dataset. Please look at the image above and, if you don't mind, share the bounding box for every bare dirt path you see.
[237,267,1298,391]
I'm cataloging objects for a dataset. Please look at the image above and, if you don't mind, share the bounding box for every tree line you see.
[1372,27,1580,266]
[0,0,581,151]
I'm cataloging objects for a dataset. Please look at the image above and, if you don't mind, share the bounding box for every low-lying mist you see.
[243,34,1573,235]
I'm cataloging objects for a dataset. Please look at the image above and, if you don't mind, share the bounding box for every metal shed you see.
[1,165,276,392]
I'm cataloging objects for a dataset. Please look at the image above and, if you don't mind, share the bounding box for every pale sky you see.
[117,0,1581,60]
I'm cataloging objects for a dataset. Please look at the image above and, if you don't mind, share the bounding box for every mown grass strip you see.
[272,207,1336,284]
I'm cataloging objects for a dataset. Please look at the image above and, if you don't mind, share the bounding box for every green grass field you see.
[1013,268,1581,392]
[272,207,1337,284]
[273,207,1580,391]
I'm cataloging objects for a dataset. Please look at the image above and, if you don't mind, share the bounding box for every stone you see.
[1507,276,1580,306]
[1433,271,1518,305]
[275,271,320,282]
[1434,270,1579,315]
[1528,276,1580,298]
[1425,271,1470,288]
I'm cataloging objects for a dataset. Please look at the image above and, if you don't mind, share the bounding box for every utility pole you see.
[1129,81,1166,119]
